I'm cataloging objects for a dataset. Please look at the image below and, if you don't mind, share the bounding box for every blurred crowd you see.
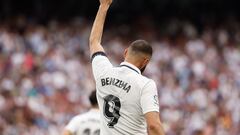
[0,17,240,135]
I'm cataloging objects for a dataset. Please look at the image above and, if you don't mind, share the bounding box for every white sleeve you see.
[140,80,160,114]
[65,116,80,133]
[91,52,112,80]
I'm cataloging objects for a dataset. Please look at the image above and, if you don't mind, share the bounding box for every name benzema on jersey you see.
[101,77,131,93]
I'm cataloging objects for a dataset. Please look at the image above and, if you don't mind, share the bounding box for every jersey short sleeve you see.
[91,52,112,80]
[65,116,80,133]
[140,80,160,114]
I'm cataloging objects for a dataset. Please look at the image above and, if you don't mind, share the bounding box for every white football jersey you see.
[65,109,100,135]
[91,52,159,135]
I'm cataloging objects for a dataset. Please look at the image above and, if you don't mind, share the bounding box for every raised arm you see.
[89,0,113,56]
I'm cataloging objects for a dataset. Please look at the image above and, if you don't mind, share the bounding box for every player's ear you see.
[144,58,150,66]
[141,58,149,68]
[139,58,149,73]
[124,48,128,59]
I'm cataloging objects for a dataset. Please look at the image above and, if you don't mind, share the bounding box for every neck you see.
[125,59,141,70]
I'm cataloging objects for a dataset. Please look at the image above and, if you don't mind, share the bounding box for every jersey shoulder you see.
[137,74,156,88]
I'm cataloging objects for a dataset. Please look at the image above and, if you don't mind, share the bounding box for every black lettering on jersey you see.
[106,77,110,85]
[100,77,131,93]
[122,83,127,90]
[101,79,106,86]
[115,79,120,87]
[124,85,131,93]
[110,78,115,85]
[118,80,123,88]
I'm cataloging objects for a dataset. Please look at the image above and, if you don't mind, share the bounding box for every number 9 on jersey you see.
[103,95,121,128]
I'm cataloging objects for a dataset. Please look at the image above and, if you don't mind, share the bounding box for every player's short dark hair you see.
[129,40,153,56]
[89,90,98,106]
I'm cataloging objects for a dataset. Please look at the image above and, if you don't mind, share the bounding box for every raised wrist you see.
[99,4,110,10]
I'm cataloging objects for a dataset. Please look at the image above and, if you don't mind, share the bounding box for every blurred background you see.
[0,0,240,135]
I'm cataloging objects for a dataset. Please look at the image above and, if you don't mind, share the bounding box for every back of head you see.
[125,40,153,73]
[89,90,98,107]
[129,40,153,57]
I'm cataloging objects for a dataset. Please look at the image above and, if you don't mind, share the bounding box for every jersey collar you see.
[120,62,141,74]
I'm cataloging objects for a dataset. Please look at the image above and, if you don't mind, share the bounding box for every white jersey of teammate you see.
[65,109,100,135]
[92,52,159,135]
